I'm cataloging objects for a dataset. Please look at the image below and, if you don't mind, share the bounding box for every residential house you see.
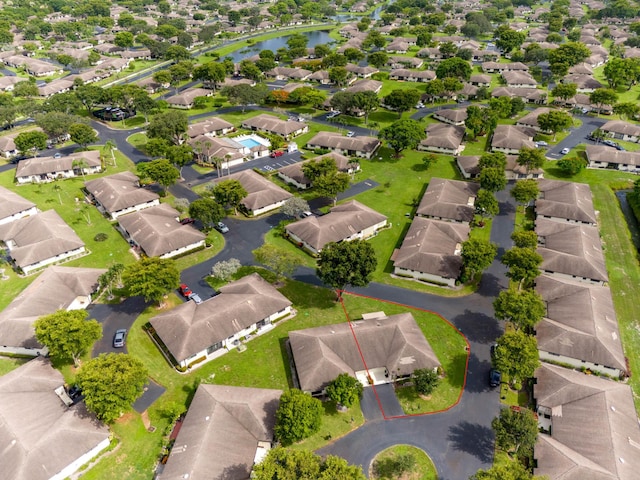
[306,132,380,159]
[84,172,160,220]
[418,123,465,155]
[150,273,292,369]
[482,61,528,73]
[600,120,640,142]
[0,134,19,158]
[345,64,379,78]
[345,79,383,94]
[535,179,597,225]
[158,385,282,480]
[189,134,270,167]
[469,74,491,87]
[0,266,104,356]
[277,152,359,190]
[37,78,75,97]
[117,204,206,258]
[2,55,62,76]
[211,170,292,217]
[392,217,469,286]
[285,200,387,255]
[534,274,626,377]
[533,364,640,480]
[289,312,441,395]
[15,151,102,184]
[264,67,312,81]
[0,186,37,225]
[515,107,552,132]
[0,358,110,480]
[388,56,423,69]
[586,145,640,173]
[241,113,308,140]
[389,69,435,83]
[433,108,467,126]
[0,210,85,274]
[187,118,234,138]
[416,47,444,61]
[563,74,603,93]
[416,177,480,224]
[166,87,212,109]
[558,92,612,114]
[491,125,536,154]
[308,69,331,84]
[0,75,23,91]
[491,86,547,104]
[502,70,538,88]
[535,218,608,285]
[456,155,544,180]
[385,39,409,53]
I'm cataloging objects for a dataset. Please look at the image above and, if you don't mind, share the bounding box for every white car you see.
[560,148,570,155]
[327,111,341,119]
[346,131,355,137]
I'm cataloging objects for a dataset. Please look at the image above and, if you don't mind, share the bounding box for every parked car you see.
[490,343,498,359]
[346,131,355,138]
[603,140,617,148]
[560,147,570,155]
[215,222,229,233]
[270,150,284,158]
[326,111,341,119]
[416,102,425,108]
[299,211,313,218]
[615,144,625,151]
[179,284,193,298]
[113,329,127,348]
[489,369,501,388]
[53,152,62,159]
[535,141,548,147]
[179,217,195,225]
[190,293,203,304]
[67,384,82,400]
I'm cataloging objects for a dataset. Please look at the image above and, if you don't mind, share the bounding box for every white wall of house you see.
[506,171,543,180]
[16,166,102,184]
[277,173,310,190]
[158,239,206,259]
[539,269,606,286]
[0,206,38,225]
[393,266,456,287]
[107,199,161,220]
[51,437,111,480]
[0,345,47,356]
[492,146,522,155]
[249,199,289,217]
[20,246,86,275]
[417,143,464,155]
[535,214,595,226]
[539,350,622,378]
[588,161,639,173]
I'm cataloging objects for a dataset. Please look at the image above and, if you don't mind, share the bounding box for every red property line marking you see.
[337,289,471,420]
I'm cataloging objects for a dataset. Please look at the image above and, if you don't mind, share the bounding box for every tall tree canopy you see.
[317,240,377,293]
[253,447,366,480]
[123,257,180,305]
[275,389,323,446]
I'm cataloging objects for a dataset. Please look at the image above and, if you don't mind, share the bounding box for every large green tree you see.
[252,244,302,281]
[435,56,472,81]
[516,147,545,174]
[146,110,188,145]
[501,247,543,289]
[589,88,618,115]
[510,179,539,206]
[494,330,540,386]
[188,197,225,227]
[352,90,380,125]
[511,231,538,249]
[69,123,98,149]
[326,373,363,408]
[211,179,248,215]
[123,257,180,305]
[460,238,498,282]
[471,461,544,480]
[275,389,323,446]
[491,406,540,457]
[313,171,351,205]
[222,83,269,112]
[465,106,497,139]
[493,289,546,331]
[379,119,425,157]
[34,310,102,366]
[537,110,573,141]
[77,353,149,423]
[551,83,577,102]
[383,89,422,118]
[479,167,507,192]
[193,61,226,90]
[495,25,526,53]
[14,130,48,157]
[137,159,180,191]
[317,239,377,294]
[253,447,366,479]
[475,189,500,219]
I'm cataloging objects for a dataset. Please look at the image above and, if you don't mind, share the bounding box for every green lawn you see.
[370,445,438,480]
[0,357,29,376]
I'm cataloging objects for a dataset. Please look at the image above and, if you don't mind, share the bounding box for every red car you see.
[180,217,195,225]
[270,150,284,158]
[179,284,193,298]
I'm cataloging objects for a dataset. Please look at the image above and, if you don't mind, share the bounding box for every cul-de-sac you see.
[2,0,640,478]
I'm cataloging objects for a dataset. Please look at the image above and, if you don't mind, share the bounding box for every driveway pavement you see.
[546,114,606,158]
[90,296,149,356]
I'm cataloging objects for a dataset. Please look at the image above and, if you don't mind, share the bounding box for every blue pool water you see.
[238,138,262,149]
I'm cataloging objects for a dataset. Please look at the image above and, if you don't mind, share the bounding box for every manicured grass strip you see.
[0,357,30,376]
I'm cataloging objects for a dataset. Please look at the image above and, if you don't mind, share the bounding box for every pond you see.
[616,190,640,249]
[226,30,334,63]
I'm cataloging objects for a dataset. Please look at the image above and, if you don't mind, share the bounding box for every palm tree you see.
[103,139,117,167]
[211,155,223,178]
[72,159,88,179]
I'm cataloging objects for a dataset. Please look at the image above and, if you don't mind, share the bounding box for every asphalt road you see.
[546,114,606,158]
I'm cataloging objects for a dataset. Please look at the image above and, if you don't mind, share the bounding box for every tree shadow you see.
[220,463,251,480]
[464,353,495,394]
[448,421,495,463]
[452,309,502,345]
[476,272,505,297]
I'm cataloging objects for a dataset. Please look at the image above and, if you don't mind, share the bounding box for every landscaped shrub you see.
[413,368,440,396]
[94,233,109,242]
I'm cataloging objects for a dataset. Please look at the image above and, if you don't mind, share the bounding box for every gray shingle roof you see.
[241,113,306,136]
[0,186,36,221]
[212,170,292,213]
[15,151,101,178]
[84,171,159,215]
[536,179,597,224]
[416,177,480,223]
[0,357,110,480]
[289,312,440,393]
[392,217,469,279]
[0,210,85,269]
[150,273,292,362]
[159,384,281,480]
[307,131,380,153]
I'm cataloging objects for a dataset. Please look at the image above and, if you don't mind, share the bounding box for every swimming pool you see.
[238,138,262,149]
